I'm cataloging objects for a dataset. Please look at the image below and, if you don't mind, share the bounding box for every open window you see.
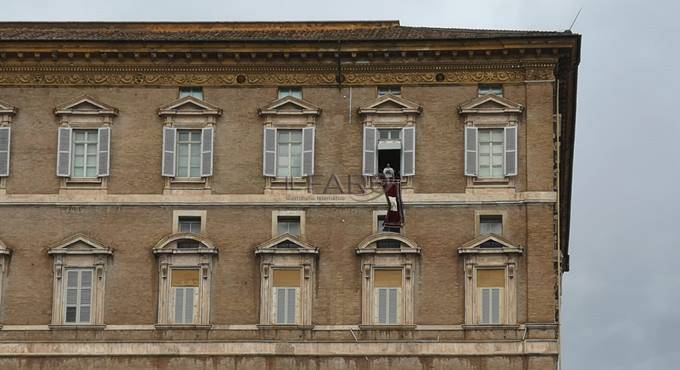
[459,94,523,187]
[458,234,522,326]
[47,234,113,327]
[258,95,320,191]
[54,96,118,190]
[356,233,420,327]
[255,234,318,327]
[153,233,218,327]
[359,95,421,188]
[158,96,222,191]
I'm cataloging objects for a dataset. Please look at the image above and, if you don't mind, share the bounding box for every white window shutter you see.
[56,127,72,177]
[263,127,277,177]
[97,127,111,177]
[301,127,315,176]
[0,127,10,177]
[464,126,478,177]
[401,126,416,176]
[362,126,377,176]
[200,127,214,177]
[286,288,296,324]
[162,127,176,177]
[504,126,518,176]
[276,287,285,324]
[377,288,387,324]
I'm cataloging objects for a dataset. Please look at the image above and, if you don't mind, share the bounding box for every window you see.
[377,215,400,234]
[272,269,300,325]
[171,269,199,324]
[178,216,202,234]
[71,129,99,178]
[478,128,504,179]
[64,268,93,324]
[0,101,17,179]
[373,270,402,325]
[377,128,403,177]
[277,87,302,99]
[478,84,503,96]
[277,216,301,237]
[362,126,416,179]
[276,129,303,177]
[477,269,504,325]
[479,215,503,235]
[179,87,204,100]
[378,86,401,96]
[176,130,202,178]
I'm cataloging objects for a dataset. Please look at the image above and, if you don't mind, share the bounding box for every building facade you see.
[0,21,580,369]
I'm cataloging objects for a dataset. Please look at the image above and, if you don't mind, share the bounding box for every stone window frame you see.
[458,234,522,327]
[271,210,306,239]
[0,100,17,191]
[458,94,524,188]
[0,240,11,326]
[356,233,420,328]
[372,209,406,234]
[258,95,321,192]
[172,210,207,234]
[474,210,508,236]
[255,234,318,328]
[153,233,218,328]
[158,96,222,192]
[47,234,113,329]
[358,94,422,190]
[54,95,118,191]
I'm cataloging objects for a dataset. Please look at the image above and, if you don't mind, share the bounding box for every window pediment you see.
[153,233,218,255]
[358,95,422,116]
[258,96,321,117]
[458,95,523,115]
[458,234,523,255]
[255,234,319,255]
[54,95,118,117]
[0,239,9,256]
[0,100,17,119]
[47,233,113,256]
[158,96,222,118]
[356,233,420,255]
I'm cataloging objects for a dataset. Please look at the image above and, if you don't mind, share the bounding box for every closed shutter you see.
[200,127,214,177]
[276,287,286,324]
[97,127,111,177]
[301,127,315,176]
[56,127,72,177]
[174,288,184,323]
[401,126,415,176]
[388,288,398,324]
[481,288,491,324]
[263,127,277,177]
[286,288,297,324]
[504,126,518,176]
[464,126,478,176]
[378,288,387,324]
[362,126,377,176]
[161,127,176,177]
[0,127,10,176]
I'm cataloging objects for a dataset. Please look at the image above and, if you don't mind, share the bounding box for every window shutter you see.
[162,127,176,177]
[56,127,72,177]
[378,288,387,324]
[362,126,377,176]
[464,126,478,176]
[504,126,518,176]
[276,287,286,324]
[97,127,111,177]
[200,127,214,177]
[301,127,315,176]
[184,287,195,323]
[174,288,184,323]
[481,288,490,324]
[388,288,398,324]
[263,127,277,177]
[491,288,501,324]
[287,288,296,324]
[401,126,416,176]
[0,127,10,177]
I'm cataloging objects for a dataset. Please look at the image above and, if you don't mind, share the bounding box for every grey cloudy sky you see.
[3,0,680,368]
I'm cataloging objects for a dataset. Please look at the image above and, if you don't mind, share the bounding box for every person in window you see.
[382,163,395,179]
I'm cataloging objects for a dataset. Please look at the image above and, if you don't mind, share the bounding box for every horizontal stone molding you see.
[0,340,558,357]
[0,191,557,207]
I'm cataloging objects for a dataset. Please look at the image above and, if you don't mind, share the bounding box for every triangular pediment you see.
[255,234,319,255]
[158,96,223,117]
[0,100,17,115]
[0,239,10,256]
[48,233,113,256]
[358,95,422,115]
[54,95,118,116]
[458,95,523,115]
[258,96,321,116]
[458,234,523,255]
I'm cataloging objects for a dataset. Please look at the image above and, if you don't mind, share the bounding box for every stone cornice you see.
[0,62,555,87]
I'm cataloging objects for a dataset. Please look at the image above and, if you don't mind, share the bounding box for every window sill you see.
[257,324,315,330]
[164,177,211,192]
[266,177,309,191]
[60,177,107,191]
[462,324,520,330]
[48,324,106,330]
[154,324,213,330]
[359,325,416,330]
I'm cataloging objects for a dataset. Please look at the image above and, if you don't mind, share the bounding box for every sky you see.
[3,0,680,369]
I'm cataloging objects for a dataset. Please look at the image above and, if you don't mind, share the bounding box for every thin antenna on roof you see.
[568,7,582,31]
